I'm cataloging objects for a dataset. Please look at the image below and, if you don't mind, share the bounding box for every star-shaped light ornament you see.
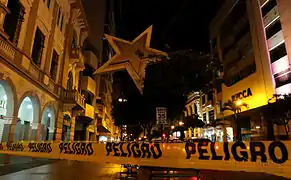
[94,25,168,93]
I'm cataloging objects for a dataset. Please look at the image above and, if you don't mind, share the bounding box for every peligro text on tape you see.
[185,141,288,164]
[106,142,162,159]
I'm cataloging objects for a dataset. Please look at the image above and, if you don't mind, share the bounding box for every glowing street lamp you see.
[179,121,184,126]
[171,125,175,129]
[118,98,127,102]
[236,100,242,106]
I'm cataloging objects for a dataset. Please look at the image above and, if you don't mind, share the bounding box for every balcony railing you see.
[0,35,60,97]
[61,89,85,109]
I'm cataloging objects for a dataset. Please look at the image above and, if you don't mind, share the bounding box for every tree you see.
[142,51,215,121]
[222,100,248,141]
[264,94,291,140]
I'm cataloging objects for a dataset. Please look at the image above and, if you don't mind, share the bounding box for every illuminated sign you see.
[231,88,252,101]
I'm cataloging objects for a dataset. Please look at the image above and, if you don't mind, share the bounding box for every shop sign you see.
[231,88,252,101]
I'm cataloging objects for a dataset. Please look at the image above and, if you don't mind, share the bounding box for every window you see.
[83,64,95,79]
[270,43,287,63]
[203,113,207,122]
[46,0,51,8]
[67,72,73,90]
[194,104,197,114]
[57,9,61,25]
[189,106,193,115]
[60,15,64,31]
[50,50,59,81]
[261,0,277,17]
[31,28,45,66]
[266,19,282,39]
[3,0,25,44]
[274,69,291,88]
[208,110,215,122]
[83,91,93,105]
[224,62,256,86]
[72,32,77,49]
[207,91,213,102]
[202,95,206,105]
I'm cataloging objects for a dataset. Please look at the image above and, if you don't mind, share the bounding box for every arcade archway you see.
[16,95,40,141]
[41,105,55,140]
[0,80,14,142]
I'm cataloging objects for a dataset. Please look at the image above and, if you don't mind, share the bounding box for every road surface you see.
[0,156,288,179]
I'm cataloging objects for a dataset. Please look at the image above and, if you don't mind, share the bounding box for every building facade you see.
[0,0,117,142]
[204,0,291,141]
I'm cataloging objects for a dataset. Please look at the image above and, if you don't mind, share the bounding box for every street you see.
[0,156,288,180]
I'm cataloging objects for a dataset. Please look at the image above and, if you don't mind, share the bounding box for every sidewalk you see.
[0,155,57,176]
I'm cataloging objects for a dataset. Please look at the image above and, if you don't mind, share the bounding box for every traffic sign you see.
[156,107,167,124]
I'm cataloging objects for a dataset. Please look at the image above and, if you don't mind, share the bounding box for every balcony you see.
[61,89,85,109]
[263,6,280,28]
[267,30,284,51]
[0,35,60,97]
[81,76,96,95]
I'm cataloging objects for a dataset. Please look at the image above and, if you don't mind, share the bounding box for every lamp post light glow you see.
[236,100,242,106]
[118,98,127,102]
[179,121,184,126]
[171,125,175,129]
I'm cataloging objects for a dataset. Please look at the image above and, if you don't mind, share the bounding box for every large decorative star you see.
[94,25,167,93]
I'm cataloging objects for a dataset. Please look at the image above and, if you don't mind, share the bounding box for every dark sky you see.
[110,0,224,99]
[115,0,224,52]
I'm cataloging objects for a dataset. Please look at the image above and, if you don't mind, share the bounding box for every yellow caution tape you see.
[0,141,290,178]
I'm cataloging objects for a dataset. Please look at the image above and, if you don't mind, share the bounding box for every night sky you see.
[111,0,224,99]
[115,0,224,52]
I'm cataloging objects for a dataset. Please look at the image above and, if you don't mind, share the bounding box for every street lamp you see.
[118,98,127,102]
[171,125,175,129]
[236,100,242,106]
[179,121,184,126]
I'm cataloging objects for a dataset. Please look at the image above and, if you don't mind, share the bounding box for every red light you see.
[162,134,166,137]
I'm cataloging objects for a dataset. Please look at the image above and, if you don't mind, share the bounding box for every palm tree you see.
[222,100,248,141]
[265,94,291,139]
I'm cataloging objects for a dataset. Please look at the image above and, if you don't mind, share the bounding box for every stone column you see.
[55,110,64,141]
[7,112,18,142]
[0,0,9,37]
[70,116,75,141]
